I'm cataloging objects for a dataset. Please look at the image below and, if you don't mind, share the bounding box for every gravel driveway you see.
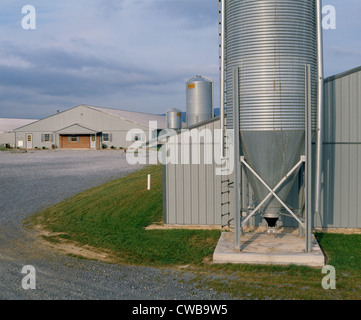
[0,150,231,300]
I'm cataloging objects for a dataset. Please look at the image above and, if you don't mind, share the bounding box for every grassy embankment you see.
[28,164,361,300]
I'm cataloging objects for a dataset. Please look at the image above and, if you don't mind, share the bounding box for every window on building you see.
[68,135,79,142]
[103,133,112,142]
[103,133,109,142]
[41,133,53,142]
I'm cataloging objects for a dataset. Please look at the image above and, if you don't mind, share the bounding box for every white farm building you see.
[12,105,166,150]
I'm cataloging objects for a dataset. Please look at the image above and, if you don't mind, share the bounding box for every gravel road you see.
[0,150,232,300]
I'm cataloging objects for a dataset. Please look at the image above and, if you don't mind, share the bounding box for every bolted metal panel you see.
[166,108,182,130]
[186,75,213,127]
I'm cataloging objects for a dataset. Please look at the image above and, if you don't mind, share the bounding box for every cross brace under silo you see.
[233,65,313,253]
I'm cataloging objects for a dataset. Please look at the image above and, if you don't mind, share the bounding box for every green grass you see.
[28,165,220,266]
[315,233,361,271]
[27,164,361,300]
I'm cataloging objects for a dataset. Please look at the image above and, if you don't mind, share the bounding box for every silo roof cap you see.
[166,108,182,113]
[187,75,213,83]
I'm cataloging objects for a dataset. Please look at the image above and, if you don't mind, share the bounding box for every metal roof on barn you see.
[0,118,38,133]
[87,106,167,128]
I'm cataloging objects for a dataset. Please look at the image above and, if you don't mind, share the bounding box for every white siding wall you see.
[0,133,15,146]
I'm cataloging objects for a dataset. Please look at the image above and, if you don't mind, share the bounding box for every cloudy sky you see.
[0,0,360,119]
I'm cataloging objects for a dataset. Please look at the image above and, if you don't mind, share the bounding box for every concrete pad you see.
[213,232,325,267]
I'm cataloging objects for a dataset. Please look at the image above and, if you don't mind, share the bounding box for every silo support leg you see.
[232,66,242,251]
[304,64,313,253]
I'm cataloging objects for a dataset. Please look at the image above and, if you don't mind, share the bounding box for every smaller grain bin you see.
[166,108,182,130]
[186,75,213,126]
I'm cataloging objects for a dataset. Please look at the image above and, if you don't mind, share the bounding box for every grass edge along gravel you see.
[26,164,221,267]
[26,164,361,300]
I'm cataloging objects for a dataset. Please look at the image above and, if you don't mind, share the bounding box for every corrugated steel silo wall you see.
[317,68,361,228]
[225,0,318,130]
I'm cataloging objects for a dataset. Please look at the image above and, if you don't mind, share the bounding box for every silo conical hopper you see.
[225,0,317,228]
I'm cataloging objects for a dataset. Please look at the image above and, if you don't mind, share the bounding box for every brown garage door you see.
[60,135,91,149]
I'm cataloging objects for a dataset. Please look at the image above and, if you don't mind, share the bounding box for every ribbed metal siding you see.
[225,0,317,131]
[323,69,361,143]
[316,68,361,228]
[163,119,222,225]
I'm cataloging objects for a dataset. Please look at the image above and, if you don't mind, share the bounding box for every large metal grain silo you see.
[223,0,319,232]
[186,75,213,126]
